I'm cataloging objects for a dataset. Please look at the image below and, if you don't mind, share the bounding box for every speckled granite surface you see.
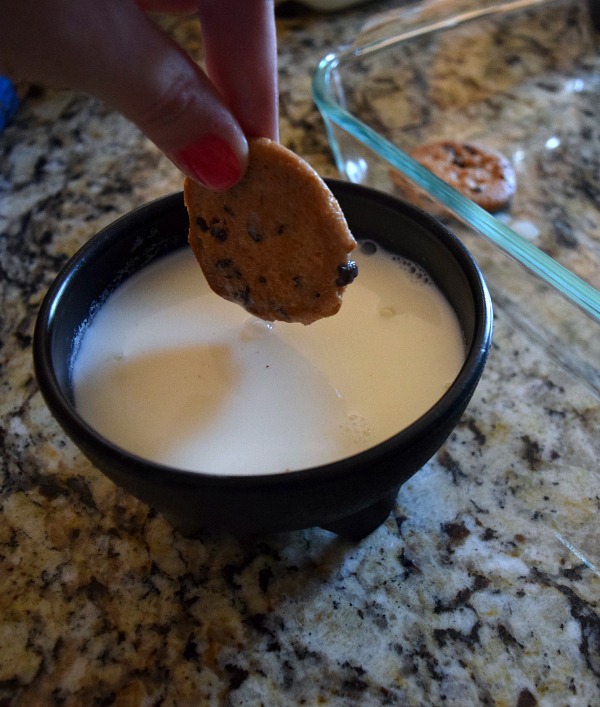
[1,2,599,705]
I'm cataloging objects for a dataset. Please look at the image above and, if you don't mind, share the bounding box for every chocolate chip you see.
[215,259,242,280]
[209,224,228,242]
[336,260,358,286]
[233,286,251,305]
[276,306,291,321]
[196,216,209,232]
[247,225,264,242]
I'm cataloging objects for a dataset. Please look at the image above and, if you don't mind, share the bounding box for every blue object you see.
[0,77,20,132]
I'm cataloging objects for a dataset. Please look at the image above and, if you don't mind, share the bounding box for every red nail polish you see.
[172,135,243,190]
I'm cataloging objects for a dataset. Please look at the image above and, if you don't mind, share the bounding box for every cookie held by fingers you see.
[184,137,357,324]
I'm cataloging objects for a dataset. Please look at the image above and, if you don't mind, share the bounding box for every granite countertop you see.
[1,1,599,705]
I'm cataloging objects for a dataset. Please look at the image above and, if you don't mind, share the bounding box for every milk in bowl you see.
[72,242,465,475]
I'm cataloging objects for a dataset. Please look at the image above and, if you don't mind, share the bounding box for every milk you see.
[72,243,465,475]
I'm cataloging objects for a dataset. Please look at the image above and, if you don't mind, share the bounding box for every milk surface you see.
[73,243,465,475]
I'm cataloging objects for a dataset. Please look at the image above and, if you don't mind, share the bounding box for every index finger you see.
[197,0,279,141]
[136,0,197,14]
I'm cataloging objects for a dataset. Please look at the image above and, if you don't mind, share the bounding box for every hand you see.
[0,0,279,189]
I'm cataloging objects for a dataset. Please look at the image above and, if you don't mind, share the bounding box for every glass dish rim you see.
[312,0,600,322]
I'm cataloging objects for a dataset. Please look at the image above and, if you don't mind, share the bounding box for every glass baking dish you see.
[313,0,600,327]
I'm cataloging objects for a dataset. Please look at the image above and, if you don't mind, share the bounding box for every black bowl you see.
[33,181,492,540]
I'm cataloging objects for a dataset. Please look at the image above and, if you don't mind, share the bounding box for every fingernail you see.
[171,134,243,190]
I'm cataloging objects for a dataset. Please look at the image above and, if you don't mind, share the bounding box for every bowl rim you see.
[33,183,493,489]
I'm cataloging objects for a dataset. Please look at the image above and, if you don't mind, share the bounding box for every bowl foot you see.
[321,490,398,541]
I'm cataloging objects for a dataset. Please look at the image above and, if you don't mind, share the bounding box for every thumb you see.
[1,0,248,189]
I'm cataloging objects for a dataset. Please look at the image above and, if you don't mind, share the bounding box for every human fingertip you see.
[170,134,246,191]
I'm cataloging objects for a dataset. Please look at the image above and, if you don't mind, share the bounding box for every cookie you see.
[184,138,357,325]
[392,140,516,213]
